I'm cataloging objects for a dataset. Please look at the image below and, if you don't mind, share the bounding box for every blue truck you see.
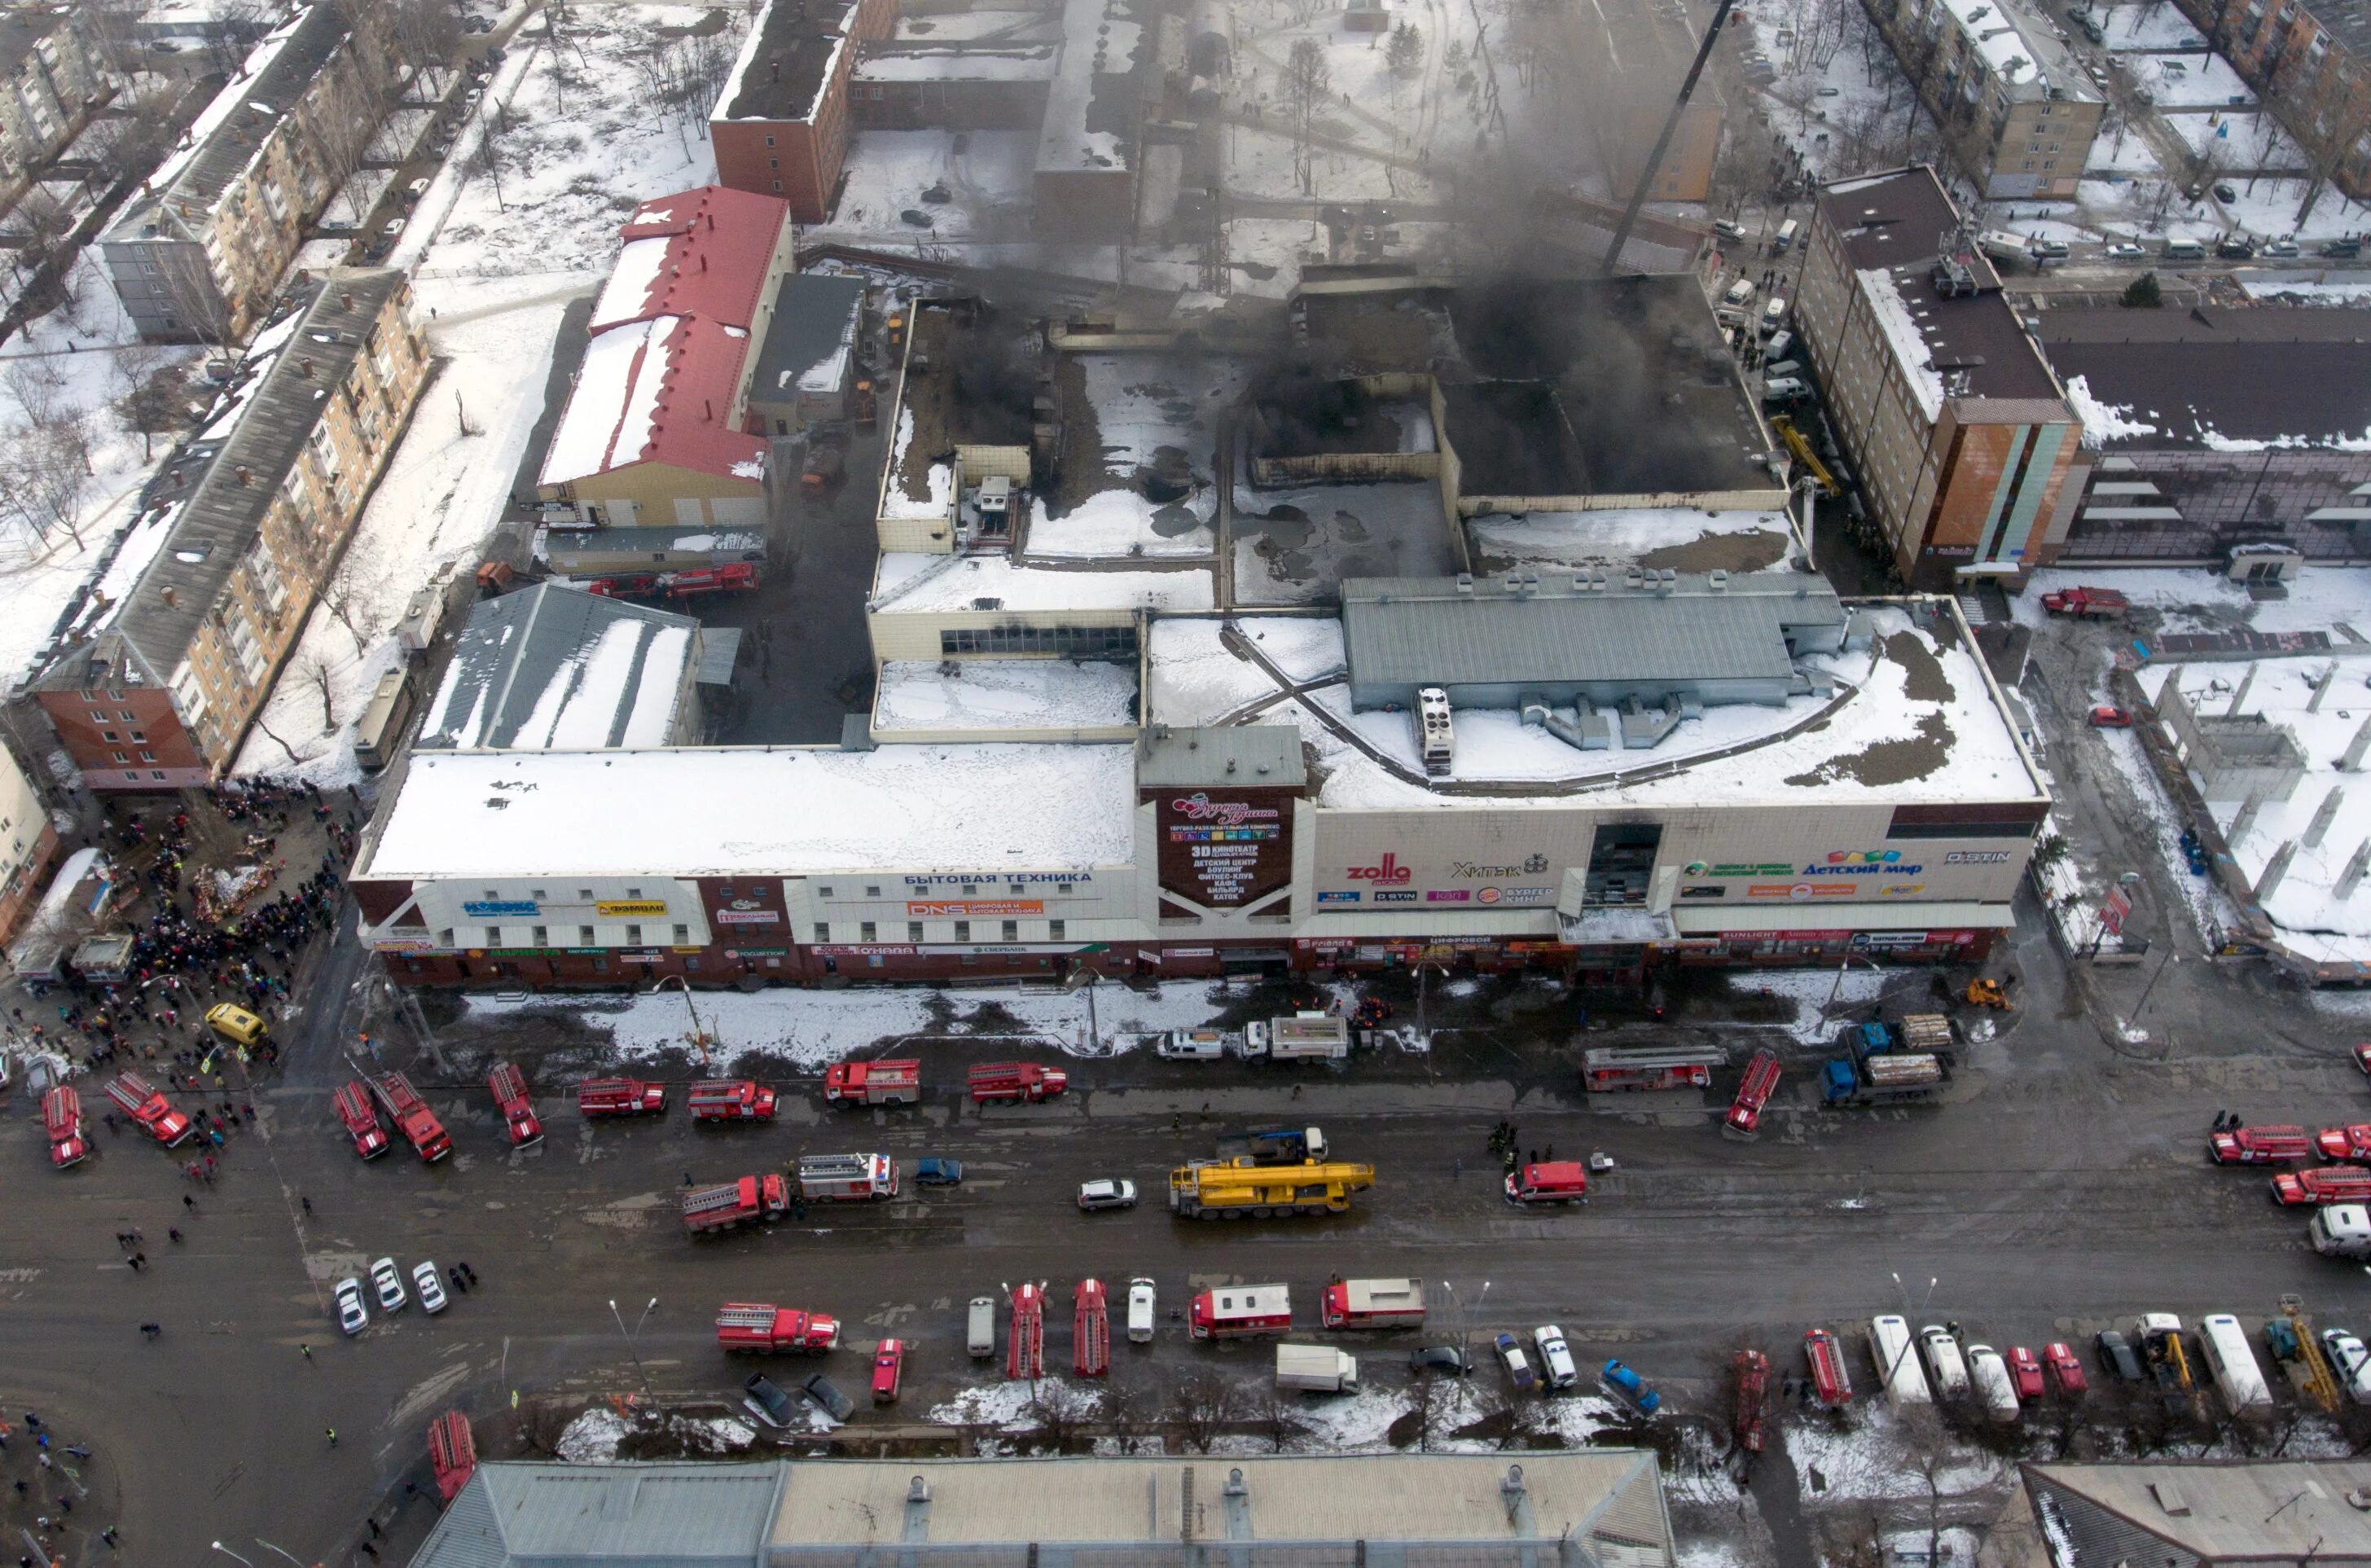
[1824,1018,1950,1106]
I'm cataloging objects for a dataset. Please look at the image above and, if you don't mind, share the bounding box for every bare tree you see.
[1281,39,1332,196]
[305,62,396,226]
[1023,1381,1095,1455]
[384,0,464,77]
[112,342,185,460]
[1167,1374,1239,1454]
[151,243,233,352]
[0,421,96,548]
[1255,1388,1309,1452]
[199,0,275,77]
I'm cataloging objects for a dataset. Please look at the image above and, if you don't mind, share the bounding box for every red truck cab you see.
[106,1071,193,1148]
[42,1085,87,1168]
[683,1174,791,1232]
[1724,1048,1782,1139]
[333,1081,390,1159]
[715,1302,840,1352]
[966,1061,1069,1104]
[689,1078,778,1122]
[2210,1123,2313,1165]
[2318,1123,2371,1163]
[1504,1160,1589,1205]
[371,1072,451,1162]
[823,1058,920,1106]
[487,1061,543,1147]
[579,1077,669,1117]
[1803,1329,1853,1408]
[872,1338,905,1402]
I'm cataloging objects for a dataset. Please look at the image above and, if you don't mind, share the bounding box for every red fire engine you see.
[2210,1123,2313,1165]
[689,1078,778,1122]
[1074,1279,1110,1377]
[371,1072,451,1162]
[2274,1166,2371,1205]
[1188,1284,1293,1341]
[333,1081,390,1159]
[1008,1282,1046,1381]
[1803,1329,1853,1408]
[1582,1046,1723,1093]
[1724,1049,1782,1140]
[1319,1277,1427,1329]
[715,1302,840,1353]
[105,1071,193,1147]
[823,1058,921,1106]
[487,1061,542,1147]
[968,1061,1069,1104]
[682,1175,791,1232]
[2317,1123,2371,1163]
[42,1085,87,1168]
[1505,1161,1589,1205]
[1733,1348,1770,1453]
[578,1077,668,1118]
[428,1411,476,1503]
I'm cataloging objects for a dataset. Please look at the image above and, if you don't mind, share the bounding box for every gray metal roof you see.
[1341,573,1846,691]
[416,584,700,750]
[1137,723,1306,788]
[2022,1460,2371,1567]
[103,6,352,244]
[409,1463,787,1568]
[749,275,865,401]
[32,270,406,695]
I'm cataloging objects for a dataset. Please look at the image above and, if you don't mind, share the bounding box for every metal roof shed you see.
[409,1462,788,1568]
[1341,572,1847,713]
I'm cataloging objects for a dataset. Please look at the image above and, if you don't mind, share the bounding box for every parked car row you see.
[332,1258,453,1334]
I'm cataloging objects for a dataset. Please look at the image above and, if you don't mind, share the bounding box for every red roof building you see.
[537,185,797,534]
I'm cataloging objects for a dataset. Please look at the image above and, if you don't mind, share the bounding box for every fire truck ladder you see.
[1007,1281,1047,1381]
[2282,1294,2343,1412]
[1074,1279,1111,1378]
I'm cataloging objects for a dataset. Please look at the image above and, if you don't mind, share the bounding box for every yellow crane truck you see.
[1168,1157,1376,1219]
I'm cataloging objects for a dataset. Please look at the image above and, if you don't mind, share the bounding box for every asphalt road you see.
[7,906,2369,1566]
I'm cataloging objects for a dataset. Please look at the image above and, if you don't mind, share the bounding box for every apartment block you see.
[1859,0,2103,197]
[0,6,110,209]
[1796,167,2083,590]
[96,5,385,342]
[28,271,428,788]
[0,736,60,947]
[711,0,897,222]
[2176,0,2371,199]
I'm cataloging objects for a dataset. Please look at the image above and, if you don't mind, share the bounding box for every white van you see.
[967,1296,996,1359]
[1722,275,1757,310]
[1759,295,1789,335]
[1919,1324,1971,1399]
[1772,217,1799,254]
[1869,1315,1932,1405]
[2162,239,2208,260]
[1157,1028,1232,1060]
[1127,1277,1157,1343]
[1965,1345,2022,1423]
[2198,1313,2273,1416]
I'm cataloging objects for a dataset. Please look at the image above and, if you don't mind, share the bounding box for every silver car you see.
[1078,1179,1137,1211]
[334,1277,369,1336]
[371,1256,407,1313]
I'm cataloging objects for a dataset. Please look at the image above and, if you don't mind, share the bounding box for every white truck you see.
[1919,1324,1971,1399]
[1965,1345,2022,1424]
[1157,1028,1239,1060]
[1868,1315,1932,1407]
[2311,1204,2371,1258]
[1245,1013,1350,1061]
[2198,1313,2274,1417]
[1275,1343,1360,1393]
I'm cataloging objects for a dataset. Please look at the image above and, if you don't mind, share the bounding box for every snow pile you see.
[1472,511,1797,573]
[1728,965,1895,1041]
[1786,1405,2011,1502]
[555,1407,627,1463]
[2064,374,2160,447]
[929,1377,1101,1429]
[872,551,1215,613]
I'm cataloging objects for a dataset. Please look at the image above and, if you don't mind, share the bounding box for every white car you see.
[2323,1330,2371,1403]
[371,1256,407,1313]
[1127,1277,1157,1342]
[2105,241,2147,259]
[334,1277,369,1336]
[413,1261,449,1314]
[1078,1179,1137,1211]
[1532,1324,1578,1389]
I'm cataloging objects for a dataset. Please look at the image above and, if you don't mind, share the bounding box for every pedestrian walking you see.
[301,1196,312,1214]
[367,1519,381,1539]
[182,1195,195,1210]
[125,1254,143,1272]
[168,1228,182,1243]
[300,1343,311,1360]
[460,1262,478,1285]
[325,1429,336,1447]
[101,1527,116,1548]
[138,1324,160,1340]
[359,1544,379,1561]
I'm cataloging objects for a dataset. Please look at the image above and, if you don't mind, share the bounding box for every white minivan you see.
[1919,1324,1971,1399]
[1127,1277,1157,1343]
[1965,1345,2022,1423]
[2198,1313,2273,1416]
[1868,1315,1932,1406]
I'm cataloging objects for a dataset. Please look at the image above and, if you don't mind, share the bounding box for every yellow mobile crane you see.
[1769,415,1840,499]
[1169,1157,1376,1219]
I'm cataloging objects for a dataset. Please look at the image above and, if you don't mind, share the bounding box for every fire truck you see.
[42,1085,87,1168]
[105,1071,193,1147]
[1168,1158,1375,1219]
[967,1061,1069,1104]
[682,1174,790,1232]
[2040,586,2127,618]
[371,1072,452,1162]
[487,1061,542,1147]
[1189,1283,1293,1340]
[1008,1282,1046,1380]
[1581,1046,1723,1093]
[1074,1279,1111,1377]
[2273,1166,2371,1205]
[688,1078,778,1122]
[715,1302,841,1353]
[1733,1348,1770,1454]
[2317,1124,2371,1163]
[1504,1160,1588,1205]
[1724,1049,1782,1140]
[333,1081,390,1158]
[578,1077,668,1118]
[661,562,760,599]
[796,1152,898,1201]
[1319,1277,1426,1329]
[823,1058,920,1106]
[428,1411,477,1503]
[1803,1329,1853,1408]
[2210,1123,2314,1165]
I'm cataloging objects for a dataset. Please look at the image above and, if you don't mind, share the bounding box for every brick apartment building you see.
[0,5,111,212]
[1795,167,2083,590]
[711,0,896,222]
[2174,0,2371,199]
[535,185,797,530]
[1856,0,2103,198]
[27,271,428,788]
[97,4,389,342]
[0,737,60,946]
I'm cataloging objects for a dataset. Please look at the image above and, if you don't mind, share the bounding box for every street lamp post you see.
[608,1296,657,1395]
[252,1539,308,1567]
[212,1544,258,1568]
[649,976,712,1069]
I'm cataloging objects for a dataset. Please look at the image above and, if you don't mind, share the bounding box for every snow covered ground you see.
[816,129,1038,243]
[2009,566,2371,638]
[466,977,1247,1066]
[2101,2,2206,51]
[1026,489,1214,559]
[2128,51,2252,107]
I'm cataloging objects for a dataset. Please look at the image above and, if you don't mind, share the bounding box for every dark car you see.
[915,1157,964,1185]
[1410,1345,1471,1375]
[2321,238,2361,258]
[742,1374,795,1429]
[2096,1329,2145,1382]
[803,1373,856,1421]
[2214,182,2239,204]
[2217,235,2256,260]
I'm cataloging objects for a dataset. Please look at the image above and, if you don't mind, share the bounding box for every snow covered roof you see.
[1934,0,2097,99]
[1035,0,1142,176]
[103,6,350,240]
[871,551,1215,613]
[872,657,1138,733]
[591,186,791,332]
[2023,1461,2371,1566]
[854,43,1061,81]
[2038,307,2371,450]
[415,585,700,752]
[713,0,866,124]
[358,743,1139,880]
